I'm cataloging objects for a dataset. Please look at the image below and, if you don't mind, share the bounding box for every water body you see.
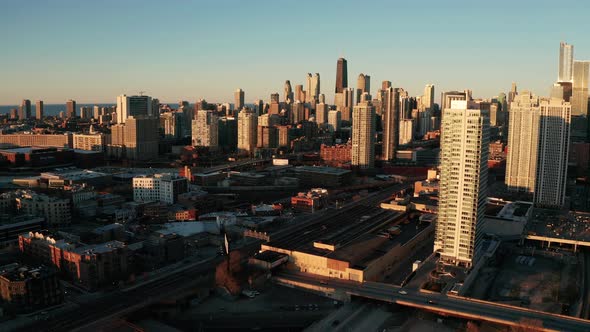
[0,104,116,117]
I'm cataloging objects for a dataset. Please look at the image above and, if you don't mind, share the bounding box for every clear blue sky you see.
[1,0,589,105]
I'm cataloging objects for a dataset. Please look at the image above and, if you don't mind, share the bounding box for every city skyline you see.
[1,0,589,105]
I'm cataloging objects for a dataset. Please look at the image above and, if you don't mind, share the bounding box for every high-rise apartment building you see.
[19,99,31,120]
[535,97,571,208]
[66,99,76,118]
[505,91,540,193]
[192,110,219,149]
[35,100,43,120]
[435,100,489,268]
[160,112,183,139]
[335,58,348,93]
[382,87,400,161]
[351,101,376,168]
[235,88,245,111]
[237,110,258,155]
[558,41,574,83]
[572,60,589,116]
[116,95,153,124]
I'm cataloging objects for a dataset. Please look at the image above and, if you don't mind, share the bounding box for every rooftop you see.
[292,165,351,176]
[0,263,56,281]
[72,240,126,255]
[155,222,218,237]
[266,205,429,269]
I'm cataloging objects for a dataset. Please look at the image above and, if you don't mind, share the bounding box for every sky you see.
[1,0,589,105]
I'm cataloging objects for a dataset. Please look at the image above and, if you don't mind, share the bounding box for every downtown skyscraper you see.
[235,88,245,111]
[116,94,153,124]
[66,99,76,118]
[356,73,370,105]
[382,87,400,161]
[306,73,320,103]
[351,101,376,168]
[19,99,31,119]
[558,41,574,83]
[571,60,589,116]
[435,100,489,268]
[35,100,44,120]
[335,58,348,93]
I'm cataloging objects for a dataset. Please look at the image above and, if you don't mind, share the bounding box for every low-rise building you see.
[290,166,352,188]
[19,232,129,290]
[0,263,63,312]
[133,173,188,204]
[291,188,329,213]
[0,190,71,226]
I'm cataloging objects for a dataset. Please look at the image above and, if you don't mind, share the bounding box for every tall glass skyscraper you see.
[558,41,574,83]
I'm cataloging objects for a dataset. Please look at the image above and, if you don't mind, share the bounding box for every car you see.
[398,290,407,295]
[427,300,437,304]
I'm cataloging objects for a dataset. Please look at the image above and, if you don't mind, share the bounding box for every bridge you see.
[274,271,590,332]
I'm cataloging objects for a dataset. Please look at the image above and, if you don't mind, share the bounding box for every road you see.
[269,183,410,243]
[275,271,590,332]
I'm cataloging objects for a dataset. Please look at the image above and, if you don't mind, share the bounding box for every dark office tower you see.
[19,99,31,119]
[382,81,391,90]
[270,93,280,104]
[218,116,238,152]
[335,58,348,93]
[284,80,294,104]
[179,100,190,109]
[66,99,76,118]
[356,74,370,105]
[383,87,400,161]
[255,99,264,116]
[235,88,245,111]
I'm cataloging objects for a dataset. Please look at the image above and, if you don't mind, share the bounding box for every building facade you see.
[435,100,489,268]
[133,173,189,204]
[192,110,219,149]
[237,110,258,155]
[351,101,376,168]
[535,97,571,208]
[505,91,540,193]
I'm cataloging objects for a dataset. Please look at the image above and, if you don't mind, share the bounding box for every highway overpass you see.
[274,271,590,332]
